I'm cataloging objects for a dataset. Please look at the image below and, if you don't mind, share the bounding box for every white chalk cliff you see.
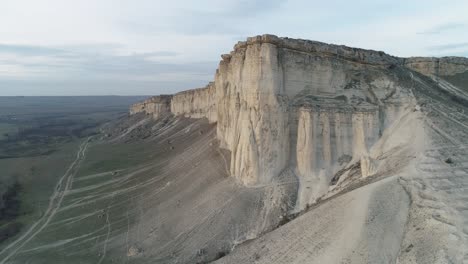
[130,34,468,209]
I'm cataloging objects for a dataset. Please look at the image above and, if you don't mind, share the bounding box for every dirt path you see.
[0,138,91,264]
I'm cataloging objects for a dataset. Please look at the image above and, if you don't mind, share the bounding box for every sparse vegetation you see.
[0,96,143,251]
[0,181,23,244]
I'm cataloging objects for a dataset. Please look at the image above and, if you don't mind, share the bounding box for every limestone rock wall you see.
[129,35,465,202]
[215,41,290,185]
[129,95,172,119]
[294,108,383,204]
[171,82,217,123]
[214,35,413,189]
[404,57,468,77]
[129,84,216,122]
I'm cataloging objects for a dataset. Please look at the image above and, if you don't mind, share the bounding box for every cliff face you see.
[129,95,172,119]
[214,35,414,196]
[215,40,289,186]
[129,34,467,205]
[171,82,217,123]
[404,56,468,77]
[215,36,420,207]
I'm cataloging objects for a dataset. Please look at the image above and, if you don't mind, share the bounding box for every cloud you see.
[0,44,69,57]
[133,51,179,57]
[77,53,216,80]
[429,42,468,51]
[417,22,466,35]
[0,0,467,95]
[427,42,468,57]
[0,79,203,96]
[0,43,215,84]
[121,0,283,36]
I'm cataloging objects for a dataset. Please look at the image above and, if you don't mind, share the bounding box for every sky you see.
[0,0,467,96]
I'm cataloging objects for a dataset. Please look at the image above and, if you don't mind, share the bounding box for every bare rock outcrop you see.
[404,56,468,77]
[216,40,289,186]
[129,95,172,119]
[129,34,467,207]
[171,82,217,122]
[214,35,413,199]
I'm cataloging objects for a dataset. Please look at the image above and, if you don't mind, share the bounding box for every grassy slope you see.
[0,141,80,244]
[443,71,468,92]
[0,96,144,253]
[0,124,17,141]
[4,116,291,264]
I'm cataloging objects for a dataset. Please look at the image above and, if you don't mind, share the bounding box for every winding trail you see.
[0,138,91,264]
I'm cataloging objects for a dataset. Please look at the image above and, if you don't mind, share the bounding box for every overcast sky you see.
[1,0,467,96]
